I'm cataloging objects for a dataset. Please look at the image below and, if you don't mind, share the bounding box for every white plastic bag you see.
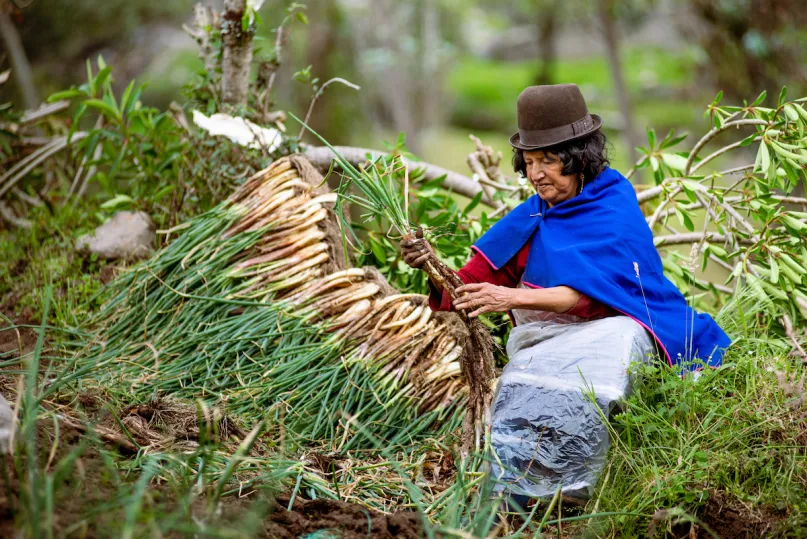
[490,315,655,499]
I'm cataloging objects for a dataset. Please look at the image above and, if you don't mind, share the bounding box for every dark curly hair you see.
[512,130,610,182]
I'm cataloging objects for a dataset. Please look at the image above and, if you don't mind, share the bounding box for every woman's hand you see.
[453,283,517,318]
[400,236,434,269]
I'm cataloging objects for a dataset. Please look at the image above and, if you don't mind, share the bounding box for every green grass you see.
[584,339,807,537]
[3,200,807,537]
[0,203,108,326]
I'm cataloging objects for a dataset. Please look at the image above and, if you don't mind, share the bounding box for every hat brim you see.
[509,114,603,151]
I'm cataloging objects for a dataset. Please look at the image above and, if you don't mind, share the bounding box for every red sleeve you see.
[428,248,523,312]
[565,294,616,319]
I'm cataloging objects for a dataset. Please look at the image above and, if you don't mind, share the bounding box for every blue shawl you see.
[473,167,731,369]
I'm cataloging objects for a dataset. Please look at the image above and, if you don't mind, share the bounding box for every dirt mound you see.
[697,490,785,538]
[265,495,421,539]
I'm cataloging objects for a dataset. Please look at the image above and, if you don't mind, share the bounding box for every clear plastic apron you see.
[490,283,656,499]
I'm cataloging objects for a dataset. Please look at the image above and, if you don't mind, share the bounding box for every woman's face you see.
[523,150,580,207]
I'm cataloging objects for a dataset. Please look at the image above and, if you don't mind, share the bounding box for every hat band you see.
[518,114,594,147]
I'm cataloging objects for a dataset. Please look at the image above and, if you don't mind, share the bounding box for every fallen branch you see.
[20,101,69,125]
[0,133,88,199]
[0,201,32,229]
[302,144,496,208]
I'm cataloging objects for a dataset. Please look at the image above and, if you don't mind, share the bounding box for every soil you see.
[0,301,38,360]
[264,495,421,539]
[695,490,786,538]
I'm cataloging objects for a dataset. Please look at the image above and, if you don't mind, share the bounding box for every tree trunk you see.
[534,0,558,86]
[598,0,641,180]
[221,0,254,107]
[298,0,341,141]
[0,8,39,110]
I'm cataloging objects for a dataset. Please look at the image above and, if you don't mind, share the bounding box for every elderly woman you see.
[402,84,731,502]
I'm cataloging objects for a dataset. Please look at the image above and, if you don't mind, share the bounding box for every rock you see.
[0,393,15,455]
[77,211,155,260]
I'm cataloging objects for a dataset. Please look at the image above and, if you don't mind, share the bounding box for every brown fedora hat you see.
[509,84,602,150]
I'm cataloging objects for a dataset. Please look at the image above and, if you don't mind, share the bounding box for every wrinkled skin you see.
[522,149,580,207]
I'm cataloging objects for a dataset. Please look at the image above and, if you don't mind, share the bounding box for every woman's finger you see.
[469,304,489,317]
[454,295,482,310]
[414,253,430,267]
[456,283,485,295]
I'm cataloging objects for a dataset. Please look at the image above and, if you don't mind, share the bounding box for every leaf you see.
[793,103,807,122]
[739,133,757,147]
[709,244,728,258]
[675,208,695,232]
[649,156,660,172]
[770,141,807,163]
[296,11,309,24]
[756,143,770,173]
[778,86,788,107]
[369,238,387,262]
[463,191,483,215]
[153,185,175,202]
[769,254,779,284]
[91,66,113,97]
[47,89,85,102]
[681,184,698,204]
[119,81,136,116]
[661,153,688,171]
[660,132,689,150]
[646,127,656,149]
[784,105,800,122]
[751,90,767,106]
[779,252,807,276]
[712,90,723,106]
[84,98,122,122]
[100,194,134,210]
[124,86,143,116]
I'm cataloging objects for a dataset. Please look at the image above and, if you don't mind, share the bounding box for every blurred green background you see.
[2,0,806,178]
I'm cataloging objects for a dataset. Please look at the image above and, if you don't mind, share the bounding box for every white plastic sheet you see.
[490,314,656,499]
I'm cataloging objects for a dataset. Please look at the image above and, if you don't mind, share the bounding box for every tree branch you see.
[685,119,768,175]
[301,145,497,208]
[636,185,663,204]
[653,232,754,247]
[691,137,760,174]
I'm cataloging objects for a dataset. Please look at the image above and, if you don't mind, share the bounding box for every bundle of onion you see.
[72,155,466,451]
[290,114,495,454]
